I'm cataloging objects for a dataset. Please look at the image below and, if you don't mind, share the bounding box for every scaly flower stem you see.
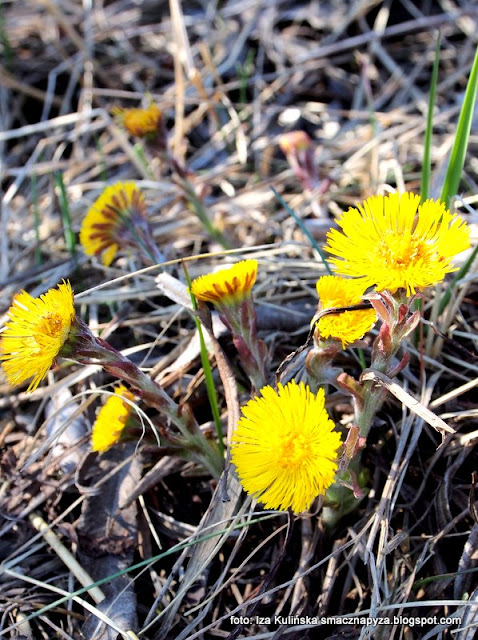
[126,218,165,265]
[221,301,269,391]
[68,318,223,478]
[181,177,232,250]
[352,293,419,442]
[243,298,269,387]
[355,380,387,439]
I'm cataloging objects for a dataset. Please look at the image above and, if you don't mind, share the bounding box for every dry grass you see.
[1,1,478,639]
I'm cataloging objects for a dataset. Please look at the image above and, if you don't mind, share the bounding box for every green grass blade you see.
[436,44,478,313]
[357,348,366,370]
[236,49,255,105]
[182,262,224,458]
[181,177,232,249]
[440,45,478,208]
[54,171,77,259]
[421,33,441,202]
[133,142,155,179]
[413,566,478,590]
[0,1,13,71]
[271,186,333,274]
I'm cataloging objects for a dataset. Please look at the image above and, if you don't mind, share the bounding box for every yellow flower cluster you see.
[0,188,471,518]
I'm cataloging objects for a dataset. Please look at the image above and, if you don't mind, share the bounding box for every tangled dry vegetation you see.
[1,1,478,639]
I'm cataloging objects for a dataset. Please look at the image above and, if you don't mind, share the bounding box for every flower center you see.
[38,312,65,337]
[278,432,310,470]
[379,233,429,268]
[26,312,70,353]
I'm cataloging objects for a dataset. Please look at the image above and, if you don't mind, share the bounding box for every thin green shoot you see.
[133,142,155,179]
[440,45,478,208]
[357,348,366,371]
[412,296,423,349]
[0,1,13,71]
[182,261,224,459]
[413,566,478,589]
[236,49,255,106]
[437,44,478,313]
[421,33,441,202]
[182,177,232,249]
[54,172,76,260]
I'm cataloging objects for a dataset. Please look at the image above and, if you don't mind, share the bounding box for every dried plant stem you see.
[29,512,106,604]
[1,566,137,640]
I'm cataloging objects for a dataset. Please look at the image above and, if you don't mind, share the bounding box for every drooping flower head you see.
[325,192,471,296]
[190,259,258,308]
[0,280,75,392]
[278,130,312,155]
[91,385,135,453]
[231,381,342,513]
[112,102,162,139]
[278,130,317,193]
[80,181,151,266]
[315,276,377,348]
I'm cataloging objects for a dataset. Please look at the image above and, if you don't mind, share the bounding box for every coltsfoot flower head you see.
[231,381,342,513]
[91,385,135,452]
[112,102,162,139]
[325,192,471,296]
[0,280,75,392]
[278,130,318,193]
[190,260,258,307]
[316,276,377,348]
[278,130,312,155]
[80,181,149,266]
[192,259,267,390]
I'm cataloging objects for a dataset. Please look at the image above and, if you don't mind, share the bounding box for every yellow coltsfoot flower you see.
[190,259,258,307]
[325,192,471,296]
[191,259,268,389]
[0,280,75,392]
[112,102,162,139]
[231,381,342,513]
[315,276,377,348]
[80,181,163,266]
[80,181,144,266]
[91,385,135,453]
[278,130,312,155]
